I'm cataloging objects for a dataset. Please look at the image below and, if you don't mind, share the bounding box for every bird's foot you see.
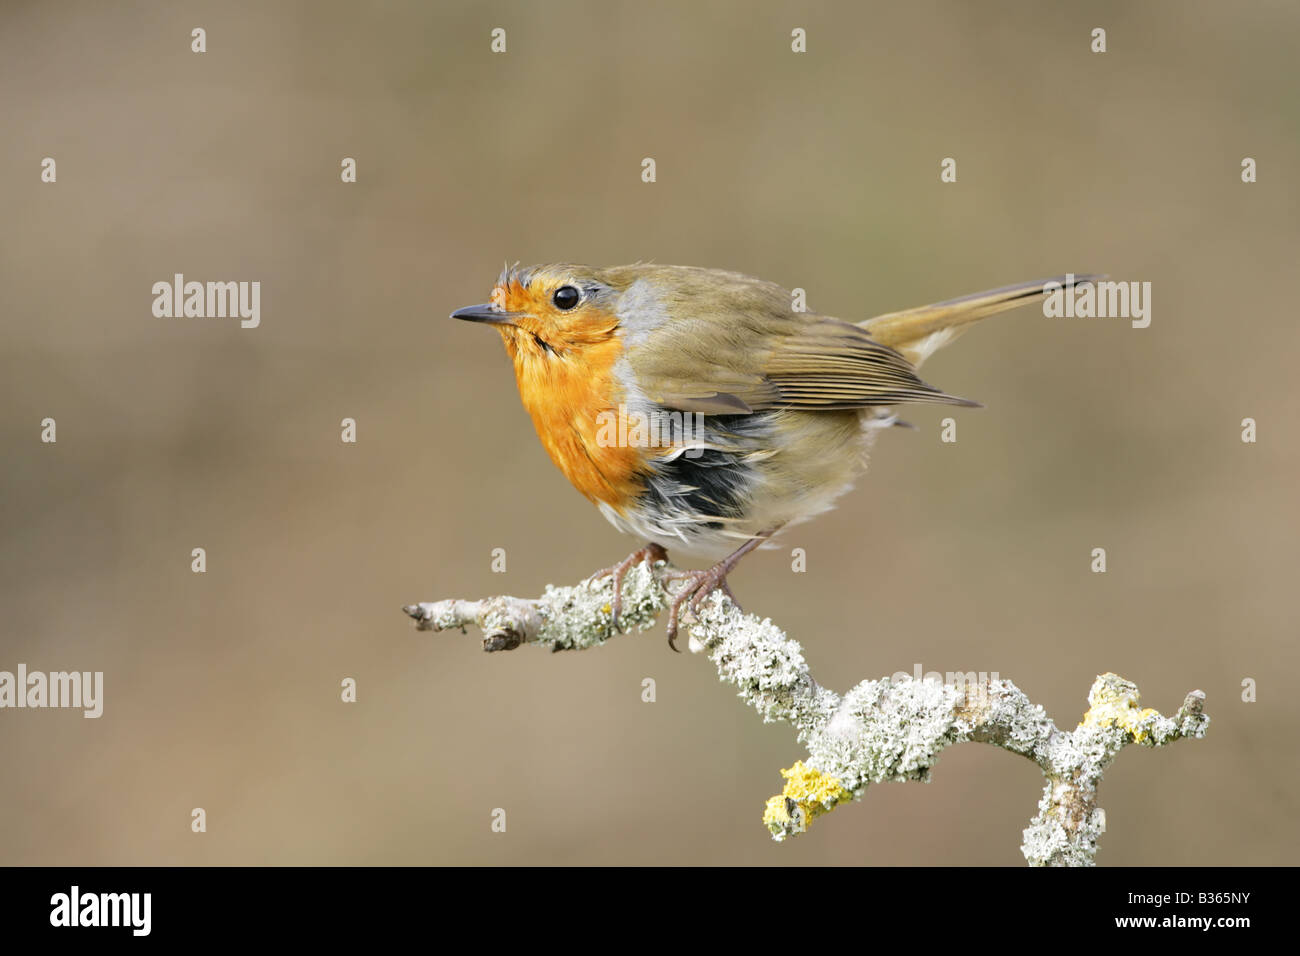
[658,530,777,651]
[586,542,669,629]
[660,566,742,652]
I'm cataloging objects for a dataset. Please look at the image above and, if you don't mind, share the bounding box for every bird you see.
[452,264,1095,649]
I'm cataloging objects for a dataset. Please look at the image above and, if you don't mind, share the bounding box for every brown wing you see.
[627,311,976,414]
[760,318,977,410]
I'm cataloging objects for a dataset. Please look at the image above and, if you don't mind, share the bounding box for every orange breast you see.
[503,331,645,511]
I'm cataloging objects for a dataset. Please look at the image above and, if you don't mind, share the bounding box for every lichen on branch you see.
[404,559,1208,865]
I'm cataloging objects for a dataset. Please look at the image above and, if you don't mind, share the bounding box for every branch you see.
[404,560,1209,865]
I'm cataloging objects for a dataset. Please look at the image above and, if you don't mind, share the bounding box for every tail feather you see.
[860,274,1102,369]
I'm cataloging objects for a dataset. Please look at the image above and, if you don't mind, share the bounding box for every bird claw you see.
[661,566,742,652]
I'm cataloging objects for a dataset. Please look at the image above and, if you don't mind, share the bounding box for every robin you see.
[452,265,1094,649]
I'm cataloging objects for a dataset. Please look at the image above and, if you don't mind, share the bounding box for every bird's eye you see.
[552,285,580,311]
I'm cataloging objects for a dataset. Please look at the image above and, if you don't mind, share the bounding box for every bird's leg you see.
[586,542,669,629]
[660,529,777,651]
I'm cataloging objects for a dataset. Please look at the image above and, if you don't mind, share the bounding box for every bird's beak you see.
[450,303,521,326]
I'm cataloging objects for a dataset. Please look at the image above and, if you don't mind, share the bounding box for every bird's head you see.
[451,263,622,361]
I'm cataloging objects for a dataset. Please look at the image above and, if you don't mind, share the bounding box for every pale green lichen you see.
[1022,783,1108,868]
[664,603,1207,861]
[688,593,830,729]
[807,677,963,792]
[1017,674,1210,866]
[535,562,666,651]
[410,574,1210,864]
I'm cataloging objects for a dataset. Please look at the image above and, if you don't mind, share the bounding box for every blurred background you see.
[1,0,1296,865]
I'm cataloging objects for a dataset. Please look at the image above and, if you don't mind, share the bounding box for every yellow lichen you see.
[1079,672,1160,742]
[763,760,852,839]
